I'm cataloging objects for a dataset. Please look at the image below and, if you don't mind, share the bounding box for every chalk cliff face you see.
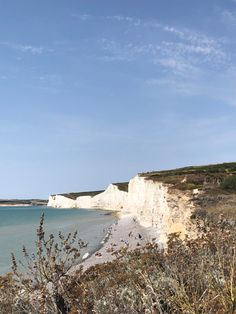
[48,195,76,208]
[48,184,128,211]
[48,175,196,241]
[127,175,195,241]
[76,195,92,208]
[92,184,128,210]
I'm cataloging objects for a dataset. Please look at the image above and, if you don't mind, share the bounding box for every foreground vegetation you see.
[0,210,235,314]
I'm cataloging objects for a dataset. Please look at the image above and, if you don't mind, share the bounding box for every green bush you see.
[221,175,236,190]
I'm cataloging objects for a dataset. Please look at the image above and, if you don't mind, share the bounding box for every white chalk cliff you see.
[127,175,196,242]
[48,195,76,208]
[48,175,196,241]
[92,184,128,210]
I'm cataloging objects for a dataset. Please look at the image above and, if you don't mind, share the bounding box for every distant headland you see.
[0,199,48,207]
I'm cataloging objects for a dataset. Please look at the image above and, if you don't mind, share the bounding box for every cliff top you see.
[56,190,105,200]
[112,182,129,192]
[140,162,236,191]
[140,162,236,178]
[141,162,236,218]
[55,183,129,200]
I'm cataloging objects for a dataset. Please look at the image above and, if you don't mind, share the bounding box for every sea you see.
[0,206,116,274]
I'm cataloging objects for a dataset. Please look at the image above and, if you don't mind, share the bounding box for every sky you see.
[0,0,236,198]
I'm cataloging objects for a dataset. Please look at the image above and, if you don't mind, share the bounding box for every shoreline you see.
[0,204,37,207]
[0,206,116,275]
[0,207,156,276]
[71,211,157,273]
[0,204,47,207]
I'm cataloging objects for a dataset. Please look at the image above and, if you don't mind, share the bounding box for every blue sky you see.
[1,0,236,198]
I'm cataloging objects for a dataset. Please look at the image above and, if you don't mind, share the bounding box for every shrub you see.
[221,176,236,190]
[0,273,18,313]
[10,213,86,314]
[66,215,236,314]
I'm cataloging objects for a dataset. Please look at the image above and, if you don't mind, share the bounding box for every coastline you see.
[72,211,157,273]
[0,206,115,275]
[0,204,34,207]
[0,206,154,275]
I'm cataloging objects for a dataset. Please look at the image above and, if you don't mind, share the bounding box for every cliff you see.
[47,162,236,241]
[48,190,104,208]
[92,183,129,210]
[48,195,77,208]
[127,175,195,241]
[47,178,196,241]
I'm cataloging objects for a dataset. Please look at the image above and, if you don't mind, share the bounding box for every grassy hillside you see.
[53,190,105,200]
[140,162,236,190]
[141,162,236,219]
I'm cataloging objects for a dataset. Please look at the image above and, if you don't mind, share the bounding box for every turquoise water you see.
[0,206,116,274]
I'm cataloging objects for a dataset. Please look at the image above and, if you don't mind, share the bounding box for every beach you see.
[73,212,157,272]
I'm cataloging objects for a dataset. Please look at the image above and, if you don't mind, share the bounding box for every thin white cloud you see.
[160,25,218,46]
[107,15,221,46]
[72,13,235,106]
[99,36,228,76]
[72,13,230,70]
[107,15,141,26]
[18,45,44,54]
[98,15,230,77]
[71,13,91,21]
[154,57,199,75]
[0,41,44,54]
[38,74,61,84]
[99,39,134,61]
[157,41,229,68]
[222,10,236,25]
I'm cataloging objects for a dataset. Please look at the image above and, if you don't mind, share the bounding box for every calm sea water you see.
[0,206,116,274]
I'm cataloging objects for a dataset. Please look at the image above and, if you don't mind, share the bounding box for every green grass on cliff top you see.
[140,162,236,178]
[140,162,236,193]
[56,182,129,200]
[59,191,105,200]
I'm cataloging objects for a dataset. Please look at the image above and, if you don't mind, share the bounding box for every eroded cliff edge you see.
[48,162,236,243]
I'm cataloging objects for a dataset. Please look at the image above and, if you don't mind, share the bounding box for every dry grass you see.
[66,214,235,314]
